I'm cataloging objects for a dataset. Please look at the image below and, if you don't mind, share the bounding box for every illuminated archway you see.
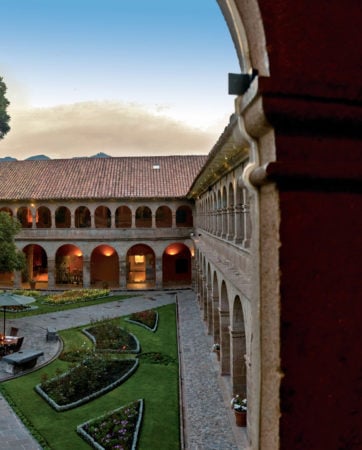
[55,244,83,286]
[127,244,155,288]
[91,245,119,287]
[22,244,48,287]
[162,243,191,286]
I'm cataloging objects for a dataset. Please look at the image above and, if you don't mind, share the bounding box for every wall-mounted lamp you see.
[228,70,258,95]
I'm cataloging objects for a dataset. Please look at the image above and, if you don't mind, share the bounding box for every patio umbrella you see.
[0,292,36,335]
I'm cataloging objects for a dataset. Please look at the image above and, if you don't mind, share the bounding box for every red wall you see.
[279,189,362,449]
[254,1,362,447]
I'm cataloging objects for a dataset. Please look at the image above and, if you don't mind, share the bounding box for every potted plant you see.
[212,343,220,360]
[231,394,247,427]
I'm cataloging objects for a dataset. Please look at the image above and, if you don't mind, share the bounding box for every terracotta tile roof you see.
[0,156,207,201]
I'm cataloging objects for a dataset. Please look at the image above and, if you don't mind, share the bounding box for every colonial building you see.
[0,155,206,290]
[0,1,360,449]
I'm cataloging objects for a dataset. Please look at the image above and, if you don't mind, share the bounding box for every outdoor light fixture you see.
[135,255,145,264]
[228,70,258,95]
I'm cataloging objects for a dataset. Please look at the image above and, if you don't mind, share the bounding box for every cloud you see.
[0,101,218,159]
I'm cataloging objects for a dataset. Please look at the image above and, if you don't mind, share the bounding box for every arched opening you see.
[94,206,111,228]
[156,205,172,227]
[232,296,247,398]
[220,280,231,376]
[75,206,91,228]
[36,206,51,228]
[55,206,71,228]
[162,243,191,287]
[176,205,193,227]
[116,206,132,228]
[22,244,48,288]
[91,245,119,288]
[17,206,32,228]
[135,206,152,228]
[55,244,83,286]
[127,244,155,289]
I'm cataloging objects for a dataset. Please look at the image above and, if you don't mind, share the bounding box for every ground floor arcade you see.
[0,241,193,290]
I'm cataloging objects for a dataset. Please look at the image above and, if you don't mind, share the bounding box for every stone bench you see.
[2,349,44,375]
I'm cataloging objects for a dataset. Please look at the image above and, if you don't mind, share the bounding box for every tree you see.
[0,211,26,273]
[0,76,10,139]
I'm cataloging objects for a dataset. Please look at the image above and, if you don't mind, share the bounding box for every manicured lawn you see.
[0,304,180,450]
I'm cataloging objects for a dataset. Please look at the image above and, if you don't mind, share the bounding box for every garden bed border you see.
[82,327,141,354]
[125,311,159,332]
[77,399,144,450]
[35,358,139,412]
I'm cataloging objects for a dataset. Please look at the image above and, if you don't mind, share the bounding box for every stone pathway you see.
[0,289,249,449]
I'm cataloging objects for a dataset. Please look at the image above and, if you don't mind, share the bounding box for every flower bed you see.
[125,309,158,332]
[35,356,138,411]
[77,399,144,450]
[83,323,140,354]
[43,288,110,305]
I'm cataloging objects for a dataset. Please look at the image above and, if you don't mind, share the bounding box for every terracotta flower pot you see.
[234,410,247,427]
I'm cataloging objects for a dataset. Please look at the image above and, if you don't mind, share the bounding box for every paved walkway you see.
[0,289,249,449]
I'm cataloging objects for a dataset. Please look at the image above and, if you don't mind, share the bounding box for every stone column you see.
[234,203,244,244]
[230,329,247,396]
[83,257,91,288]
[220,309,231,375]
[155,255,162,288]
[47,258,56,289]
[119,255,127,288]
[206,282,213,334]
[212,292,220,343]
[227,206,234,240]
[221,207,227,238]
[31,208,36,228]
[13,271,22,289]
[70,211,75,228]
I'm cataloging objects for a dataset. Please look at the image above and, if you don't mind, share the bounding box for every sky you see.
[0,0,240,160]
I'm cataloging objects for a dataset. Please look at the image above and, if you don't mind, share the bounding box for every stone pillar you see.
[13,271,22,289]
[201,276,207,320]
[242,191,252,248]
[83,257,91,288]
[212,292,220,343]
[220,309,231,375]
[152,211,156,228]
[111,208,116,228]
[221,207,227,238]
[234,203,244,244]
[230,329,247,396]
[206,283,213,334]
[119,255,127,288]
[226,206,234,240]
[31,208,36,228]
[47,258,56,289]
[70,211,75,228]
[154,255,162,288]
